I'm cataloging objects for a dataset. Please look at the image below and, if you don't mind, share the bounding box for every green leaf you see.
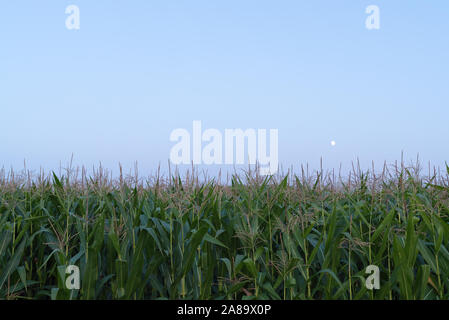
[0,237,27,290]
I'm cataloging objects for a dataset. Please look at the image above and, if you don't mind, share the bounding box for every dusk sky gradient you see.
[1,1,448,177]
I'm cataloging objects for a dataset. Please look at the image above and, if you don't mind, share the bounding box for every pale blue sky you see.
[1,1,448,177]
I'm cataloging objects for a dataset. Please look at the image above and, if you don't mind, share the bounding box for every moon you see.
[331,140,336,147]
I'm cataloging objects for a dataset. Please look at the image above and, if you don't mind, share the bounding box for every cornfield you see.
[1,162,449,300]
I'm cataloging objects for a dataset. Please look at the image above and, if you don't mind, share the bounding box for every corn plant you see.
[0,163,448,300]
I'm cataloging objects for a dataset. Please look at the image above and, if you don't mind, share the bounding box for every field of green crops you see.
[1,164,449,300]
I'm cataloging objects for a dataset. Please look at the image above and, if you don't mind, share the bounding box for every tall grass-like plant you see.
[0,162,448,300]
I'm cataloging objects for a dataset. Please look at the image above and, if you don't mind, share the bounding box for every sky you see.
[1,1,448,178]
